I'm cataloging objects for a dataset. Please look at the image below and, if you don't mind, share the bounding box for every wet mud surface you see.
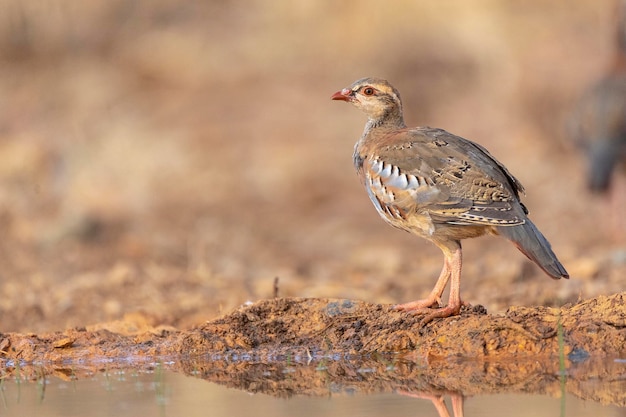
[3,293,625,362]
[1,293,625,406]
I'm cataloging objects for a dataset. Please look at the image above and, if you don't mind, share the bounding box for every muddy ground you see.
[0,0,624,406]
[2,293,626,361]
[1,293,625,406]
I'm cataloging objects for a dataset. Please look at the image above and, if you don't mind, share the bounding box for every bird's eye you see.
[362,87,375,96]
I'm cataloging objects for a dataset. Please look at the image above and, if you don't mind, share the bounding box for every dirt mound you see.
[1,293,625,406]
[182,293,626,358]
[1,293,624,362]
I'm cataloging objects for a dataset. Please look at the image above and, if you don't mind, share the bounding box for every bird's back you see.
[355,126,529,232]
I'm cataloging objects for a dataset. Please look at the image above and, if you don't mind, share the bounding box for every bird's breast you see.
[358,155,447,235]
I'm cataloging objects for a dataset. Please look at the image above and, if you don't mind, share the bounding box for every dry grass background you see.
[0,0,623,333]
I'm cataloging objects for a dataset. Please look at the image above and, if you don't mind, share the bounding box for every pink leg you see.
[395,242,464,325]
[451,393,464,417]
[397,390,464,417]
[395,259,450,311]
[427,395,452,417]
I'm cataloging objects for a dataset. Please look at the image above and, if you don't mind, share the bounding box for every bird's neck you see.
[355,112,406,160]
[364,111,406,133]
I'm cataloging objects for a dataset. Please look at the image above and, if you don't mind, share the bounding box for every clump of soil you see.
[1,293,624,363]
[181,293,626,358]
[1,293,625,406]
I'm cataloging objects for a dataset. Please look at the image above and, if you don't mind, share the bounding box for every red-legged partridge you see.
[572,75,626,192]
[570,0,626,193]
[569,2,626,241]
[332,77,568,324]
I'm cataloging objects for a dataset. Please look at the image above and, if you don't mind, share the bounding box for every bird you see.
[569,0,626,194]
[568,3,626,242]
[332,77,569,324]
[571,75,626,193]
[566,0,626,245]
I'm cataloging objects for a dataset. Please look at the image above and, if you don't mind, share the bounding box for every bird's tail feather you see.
[497,220,569,279]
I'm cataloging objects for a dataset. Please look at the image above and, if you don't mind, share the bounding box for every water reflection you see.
[176,354,626,406]
[0,354,624,416]
[399,391,464,417]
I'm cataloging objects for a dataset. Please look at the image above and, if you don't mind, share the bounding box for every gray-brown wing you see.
[363,127,527,226]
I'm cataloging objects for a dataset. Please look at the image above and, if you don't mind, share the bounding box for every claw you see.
[418,304,462,326]
[395,300,464,327]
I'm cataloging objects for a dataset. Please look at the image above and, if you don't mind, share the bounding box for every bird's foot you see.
[395,300,465,326]
[417,304,462,326]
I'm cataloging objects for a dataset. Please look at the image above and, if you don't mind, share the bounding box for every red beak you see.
[331,88,352,101]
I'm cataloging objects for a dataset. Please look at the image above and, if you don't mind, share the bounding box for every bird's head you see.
[331,77,405,127]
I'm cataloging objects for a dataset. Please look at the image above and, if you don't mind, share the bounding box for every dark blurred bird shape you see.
[569,1,626,242]
[570,71,626,192]
[332,77,568,324]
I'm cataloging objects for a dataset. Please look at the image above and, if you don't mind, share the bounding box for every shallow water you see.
[1,356,625,417]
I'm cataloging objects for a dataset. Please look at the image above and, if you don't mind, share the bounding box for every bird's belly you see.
[371,200,492,242]
[370,202,434,236]
[430,223,493,241]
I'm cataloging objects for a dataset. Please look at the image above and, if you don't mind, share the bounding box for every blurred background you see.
[0,0,623,333]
